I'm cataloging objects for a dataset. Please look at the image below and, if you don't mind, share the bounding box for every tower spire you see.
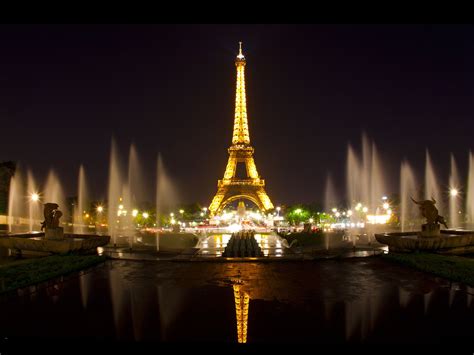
[232,42,250,145]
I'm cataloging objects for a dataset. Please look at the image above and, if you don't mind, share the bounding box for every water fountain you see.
[156,153,179,251]
[73,165,88,234]
[107,138,122,245]
[8,165,26,233]
[449,154,460,228]
[467,151,474,226]
[375,197,474,254]
[425,150,444,216]
[400,160,418,232]
[324,173,336,250]
[26,169,41,232]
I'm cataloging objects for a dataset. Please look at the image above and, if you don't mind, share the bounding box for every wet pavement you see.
[0,257,473,345]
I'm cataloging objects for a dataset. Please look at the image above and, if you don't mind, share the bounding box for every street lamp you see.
[179,209,184,215]
[450,188,458,197]
[30,192,40,202]
[142,212,149,219]
[96,205,104,213]
[132,209,138,217]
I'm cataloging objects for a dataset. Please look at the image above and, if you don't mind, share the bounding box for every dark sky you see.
[1,24,474,206]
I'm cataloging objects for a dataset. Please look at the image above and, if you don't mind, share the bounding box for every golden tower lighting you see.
[233,283,249,344]
[209,42,274,216]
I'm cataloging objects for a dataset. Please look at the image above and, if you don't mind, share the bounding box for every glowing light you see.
[450,188,458,197]
[383,202,390,210]
[171,218,176,224]
[362,207,368,213]
[309,218,314,223]
[30,193,40,202]
[335,212,340,217]
[96,205,104,213]
[387,209,392,215]
[179,209,184,214]
[355,203,362,211]
[118,205,123,210]
[347,210,353,216]
[295,208,302,214]
[227,223,241,233]
[132,209,138,217]
[382,196,388,200]
[203,207,208,212]
[142,212,149,219]
[367,214,391,224]
[170,212,174,217]
[200,212,204,217]
[332,208,337,213]
[276,206,281,211]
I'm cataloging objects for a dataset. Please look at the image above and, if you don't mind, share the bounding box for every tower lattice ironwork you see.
[209,43,274,216]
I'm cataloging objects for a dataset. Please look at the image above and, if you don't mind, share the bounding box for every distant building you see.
[0,161,16,215]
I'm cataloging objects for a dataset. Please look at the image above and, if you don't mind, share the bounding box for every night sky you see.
[1,24,474,206]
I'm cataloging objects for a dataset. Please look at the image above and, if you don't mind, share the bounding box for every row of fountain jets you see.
[326,134,474,232]
[7,139,177,234]
[7,135,474,234]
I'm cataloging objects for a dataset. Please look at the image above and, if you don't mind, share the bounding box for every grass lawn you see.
[0,254,107,294]
[383,252,474,286]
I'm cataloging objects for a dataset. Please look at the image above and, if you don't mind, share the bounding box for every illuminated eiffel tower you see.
[209,43,274,216]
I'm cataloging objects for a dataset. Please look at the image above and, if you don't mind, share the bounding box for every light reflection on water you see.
[0,260,473,344]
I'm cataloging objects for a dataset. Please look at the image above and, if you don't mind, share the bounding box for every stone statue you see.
[411,197,448,237]
[41,203,64,239]
[41,203,62,230]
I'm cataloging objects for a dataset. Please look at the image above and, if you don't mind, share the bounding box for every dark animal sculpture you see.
[41,203,62,230]
[411,197,448,229]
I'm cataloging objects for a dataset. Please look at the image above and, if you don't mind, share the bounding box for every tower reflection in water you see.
[233,281,250,343]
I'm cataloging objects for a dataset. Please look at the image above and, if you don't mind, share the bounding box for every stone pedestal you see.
[45,227,64,240]
[419,223,440,238]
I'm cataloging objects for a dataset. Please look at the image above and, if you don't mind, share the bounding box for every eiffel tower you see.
[209,43,274,216]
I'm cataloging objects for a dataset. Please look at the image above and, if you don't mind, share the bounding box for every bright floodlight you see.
[276,206,281,211]
[450,188,458,197]
[382,196,388,200]
[96,205,104,213]
[309,218,314,223]
[179,209,184,214]
[30,193,39,202]
[203,207,208,212]
[383,202,389,210]
[142,212,149,219]
[170,212,174,217]
[362,207,368,213]
[347,210,353,216]
[118,204,124,210]
[132,209,138,217]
